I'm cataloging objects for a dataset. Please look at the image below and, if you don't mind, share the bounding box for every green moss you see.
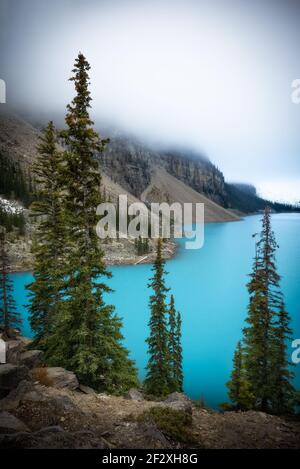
[137,407,199,446]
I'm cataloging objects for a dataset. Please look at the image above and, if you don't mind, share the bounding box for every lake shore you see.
[8,237,178,273]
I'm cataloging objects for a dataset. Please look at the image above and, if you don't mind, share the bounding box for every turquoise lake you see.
[10,213,300,409]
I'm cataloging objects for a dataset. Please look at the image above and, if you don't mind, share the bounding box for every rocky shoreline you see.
[0,334,299,449]
[7,237,177,273]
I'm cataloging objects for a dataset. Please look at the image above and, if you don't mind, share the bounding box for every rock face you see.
[162,149,227,206]
[0,380,33,411]
[101,135,227,205]
[6,340,24,364]
[101,136,152,198]
[0,337,43,398]
[0,364,29,395]
[0,112,41,168]
[0,113,40,210]
[19,350,42,369]
[31,367,79,390]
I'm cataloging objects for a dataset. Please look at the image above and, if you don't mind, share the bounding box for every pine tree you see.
[174,310,183,391]
[44,53,137,393]
[0,230,22,336]
[135,236,150,256]
[226,341,254,410]
[168,294,177,391]
[168,295,183,392]
[27,122,66,348]
[144,238,171,397]
[241,207,295,413]
[271,301,295,415]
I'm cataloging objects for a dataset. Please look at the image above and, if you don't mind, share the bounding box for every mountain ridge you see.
[0,112,298,217]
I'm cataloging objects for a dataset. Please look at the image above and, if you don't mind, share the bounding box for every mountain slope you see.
[1,113,296,220]
[0,112,40,167]
[100,135,227,205]
[0,112,38,206]
[141,168,240,223]
[101,174,141,205]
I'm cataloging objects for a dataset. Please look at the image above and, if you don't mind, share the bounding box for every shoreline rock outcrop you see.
[0,335,299,449]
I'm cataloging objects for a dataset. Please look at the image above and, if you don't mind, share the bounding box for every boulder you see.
[78,384,96,395]
[6,340,24,364]
[0,380,33,411]
[164,392,192,414]
[111,421,171,449]
[165,392,191,403]
[31,367,79,390]
[125,388,144,401]
[0,411,30,433]
[164,400,192,414]
[0,364,29,395]
[20,350,43,369]
[21,388,48,404]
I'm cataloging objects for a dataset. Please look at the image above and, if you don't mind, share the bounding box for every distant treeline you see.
[0,151,34,207]
[226,183,300,214]
[0,207,25,235]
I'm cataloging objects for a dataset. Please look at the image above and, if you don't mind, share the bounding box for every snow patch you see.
[0,196,24,215]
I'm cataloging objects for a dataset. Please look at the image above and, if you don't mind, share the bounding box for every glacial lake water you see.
[11,213,300,409]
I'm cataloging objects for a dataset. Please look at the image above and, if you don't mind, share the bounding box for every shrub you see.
[137,406,199,445]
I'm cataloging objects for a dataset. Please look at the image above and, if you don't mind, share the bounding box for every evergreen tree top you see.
[62,53,109,154]
[149,238,169,290]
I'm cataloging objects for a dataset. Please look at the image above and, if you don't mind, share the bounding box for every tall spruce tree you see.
[44,53,137,393]
[226,341,254,410]
[174,309,183,391]
[168,295,183,392]
[271,300,295,414]
[27,122,66,348]
[0,230,22,336]
[233,206,296,414]
[144,238,171,397]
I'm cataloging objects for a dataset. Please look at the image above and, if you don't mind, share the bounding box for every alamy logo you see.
[96,195,205,250]
[292,339,300,364]
[0,338,6,364]
[0,79,6,104]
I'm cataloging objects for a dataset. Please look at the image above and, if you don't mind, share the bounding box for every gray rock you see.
[78,384,96,395]
[31,367,79,390]
[165,392,191,403]
[20,350,43,369]
[112,421,171,449]
[0,380,33,411]
[0,411,30,433]
[22,388,48,403]
[6,340,24,364]
[164,400,193,414]
[164,392,192,414]
[125,388,144,401]
[47,395,77,412]
[0,364,29,393]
